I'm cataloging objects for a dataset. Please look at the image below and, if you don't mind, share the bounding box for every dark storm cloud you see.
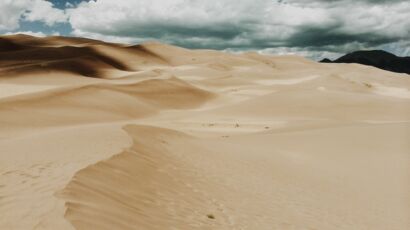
[82,22,249,41]
[285,25,398,48]
[66,0,410,58]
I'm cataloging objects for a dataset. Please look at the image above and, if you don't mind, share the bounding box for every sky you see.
[0,0,409,60]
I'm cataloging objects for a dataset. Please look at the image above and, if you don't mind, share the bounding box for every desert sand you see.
[0,34,409,230]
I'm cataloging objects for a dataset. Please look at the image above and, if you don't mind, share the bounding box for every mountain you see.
[320,50,410,74]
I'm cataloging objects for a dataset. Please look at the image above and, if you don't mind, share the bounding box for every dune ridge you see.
[0,35,409,229]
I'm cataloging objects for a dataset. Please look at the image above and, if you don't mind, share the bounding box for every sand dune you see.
[60,124,409,230]
[0,35,409,229]
[0,35,172,79]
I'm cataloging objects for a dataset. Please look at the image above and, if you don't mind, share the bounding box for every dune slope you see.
[60,124,409,230]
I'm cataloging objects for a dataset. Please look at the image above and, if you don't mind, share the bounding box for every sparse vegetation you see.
[364,83,373,88]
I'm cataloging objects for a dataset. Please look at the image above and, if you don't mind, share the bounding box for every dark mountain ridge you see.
[320,50,410,75]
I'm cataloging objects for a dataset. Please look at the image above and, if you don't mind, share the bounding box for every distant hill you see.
[320,50,410,74]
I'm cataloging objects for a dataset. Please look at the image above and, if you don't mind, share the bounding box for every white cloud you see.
[68,0,270,38]
[24,0,68,26]
[0,0,67,32]
[65,2,75,8]
[71,29,137,44]
[258,47,343,61]
[333,2,410,39]
[0,0,29,31]
[4,31,60,37]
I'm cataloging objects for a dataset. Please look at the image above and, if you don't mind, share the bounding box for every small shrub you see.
[364,83,372,88]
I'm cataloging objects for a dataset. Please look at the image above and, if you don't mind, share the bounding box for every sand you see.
[0,34,409,230]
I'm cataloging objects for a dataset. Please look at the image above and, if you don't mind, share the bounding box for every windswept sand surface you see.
[0,35,409,229]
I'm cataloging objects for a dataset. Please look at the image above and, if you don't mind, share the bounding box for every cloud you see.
[4,31,60,37]
[0,0,29,31]
[23,0,68,26]
[258,47,343,61]
[378,40,410,57]
[1,0,409,59]
[284,0,405,5]
[68,0,266,41]
[0,0,67,32]
[68,0,333,49]
[66,0,410,59]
